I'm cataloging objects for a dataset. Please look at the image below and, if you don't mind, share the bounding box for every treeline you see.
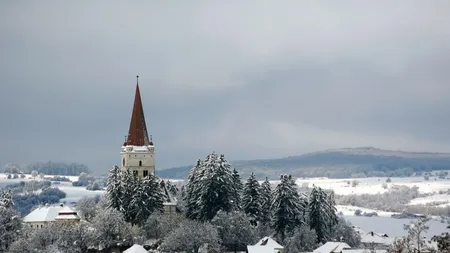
[3,180,67,215]
[335,185,450,217]
[4,161,91,176]
[335,185,420,212]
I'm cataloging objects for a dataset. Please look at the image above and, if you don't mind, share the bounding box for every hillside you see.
[156,147,450,180]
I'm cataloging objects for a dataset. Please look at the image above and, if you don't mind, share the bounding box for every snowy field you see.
[295,176,450,195]
[345,215,448,238]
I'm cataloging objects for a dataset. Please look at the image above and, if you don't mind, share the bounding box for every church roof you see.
[125,76,151,146]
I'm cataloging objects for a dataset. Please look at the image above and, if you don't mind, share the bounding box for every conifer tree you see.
[326,191,338,234]
[184,159,204,219]
[105,165,123,211]
[309,186,336,243]
[130,174,164,225]
[184,153,240,221]
[271,174,304,241]
[122,168,138,222]
[260,177,272,224]
[231,168,243,210]
[242,172,261,225]
[197,153,236,221]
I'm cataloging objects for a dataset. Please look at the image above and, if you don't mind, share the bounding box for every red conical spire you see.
[125,75,151,146]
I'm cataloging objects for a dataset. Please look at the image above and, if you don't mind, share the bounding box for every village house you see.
[23,203,80,228]
[247,237,284,253]
[313,242,351,253]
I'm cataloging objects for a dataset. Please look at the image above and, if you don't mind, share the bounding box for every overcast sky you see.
[1,1,450,173]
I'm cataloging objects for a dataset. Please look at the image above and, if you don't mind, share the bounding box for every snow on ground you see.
[337,205,398,217]
[344,215,449,238]
[408,194,450,206]
[58,182,104,203]
[296,176,450,195]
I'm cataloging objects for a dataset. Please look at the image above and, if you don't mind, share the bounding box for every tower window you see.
[139,160,142,166]
[133,170,138,177]
[122,158,125,166]
[143,170,148,178]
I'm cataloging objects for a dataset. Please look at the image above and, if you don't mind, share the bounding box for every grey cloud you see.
[1,1,450,172]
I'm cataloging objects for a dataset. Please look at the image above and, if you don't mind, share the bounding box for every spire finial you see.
[136,74,139,85]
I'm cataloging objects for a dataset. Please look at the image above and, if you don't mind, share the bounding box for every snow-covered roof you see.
[361,232,394,245]
[24,205,63,222]
[123,244,148,253]
[24,204,79,223]
[253,237,284,249]
[247,245,280,253]
[313,242,351,253]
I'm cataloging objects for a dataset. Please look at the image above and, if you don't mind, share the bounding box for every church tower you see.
[120,76,155,178]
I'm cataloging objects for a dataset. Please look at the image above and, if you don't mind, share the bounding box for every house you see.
[23,203,80,228]
[123,244,148,253]
[313,242,351,253]
[247,237,284,253]
[360,231,394,249]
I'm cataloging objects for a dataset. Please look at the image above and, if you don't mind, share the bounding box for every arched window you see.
[139,160,142,166]
[122,158,125,166]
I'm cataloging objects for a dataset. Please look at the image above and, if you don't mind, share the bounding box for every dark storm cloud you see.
[1,1,450,173]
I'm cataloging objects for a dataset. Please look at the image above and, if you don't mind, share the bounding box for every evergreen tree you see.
[326,191,338,234]
[231,168,243,210]
[309,186,336,243]
[105,165,123,211]
[242,172,261,225]
[184,159,204,220]
[121,168,138,222]
[197,153,236,221]
[259,177,272,224]
[271,174,304,241]
[129,174,164,225]
[0,191,21,252]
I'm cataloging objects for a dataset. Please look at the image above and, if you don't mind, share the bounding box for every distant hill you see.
[156,147,450,180]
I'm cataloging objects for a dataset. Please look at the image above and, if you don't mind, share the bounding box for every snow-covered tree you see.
[271,174,305,241]
[0,189,13,209]
[432,227,450,253]
[331,217,361,247]
[160,219,221,253]
[143,212,186,239]
[326,191,338,233]
[185,153,238,221]
[129,174,164,225]
[231,168,243,210]
[260,177,272,224]
[55,223,95,253]
[92,208,134,249]
[184,159,204,219]
[197,153,236,221]
[212,211,258,252]
[121,168,138,222]
[105,165,123,211]
[76,196,99,222]
[31,170,38,178]
[0,206,21,251]
[242,172,261,225]
[402,216,432,252]
[285,225,318,253]
[309,185,336,243]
